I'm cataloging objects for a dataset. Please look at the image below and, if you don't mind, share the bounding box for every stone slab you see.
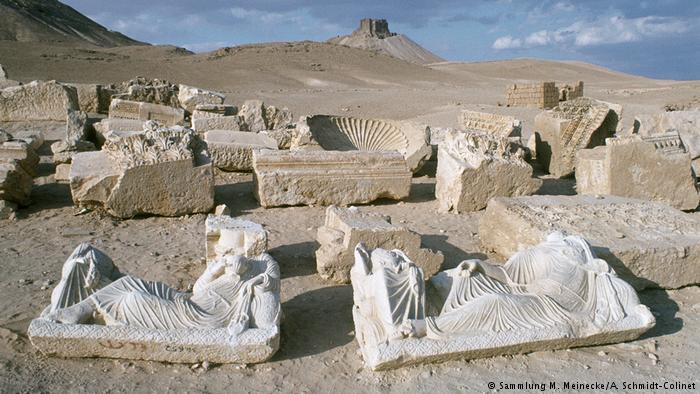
[109,99,184,126]
[1,81,79,121]
[252,150,411,207]
[206,130,277,171]
[479,195,700,289]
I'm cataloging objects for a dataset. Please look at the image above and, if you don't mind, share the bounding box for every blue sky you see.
[63,0,700,80]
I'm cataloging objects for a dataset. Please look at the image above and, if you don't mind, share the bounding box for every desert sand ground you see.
[0,41,699,393]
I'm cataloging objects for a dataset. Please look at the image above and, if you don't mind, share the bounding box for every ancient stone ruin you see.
[70,127,214,218]
[252,150,411,207]
[206,214,268,260]
[534,97,621,178]
[1,80,79,121]
[479,195,700,290]
[29,228,281,363]
[351,235,654,370]
[292,115,432,172]
[436,130,541,212]
[632,111,700,175]
[458,110,522,138]
[576,133,699,210]
[206,130,278,171]
[0,129,40,218]
[505,81,584,109]
[52,110,97,181]
[354,18,396,38]
[316,205,443,283]
[559,81,584,101]
[109,98,185,126]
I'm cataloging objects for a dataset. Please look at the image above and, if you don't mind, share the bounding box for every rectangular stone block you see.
[206,130,277,171]
[458,110,521,138]
[192,104,238,122]
[252,150,411,207]
[108,99,184,126]
[192,115,246,133]
[1,81,79,121]
[576,134,699,210]
[316,206,443,283]
[479,195,700,290]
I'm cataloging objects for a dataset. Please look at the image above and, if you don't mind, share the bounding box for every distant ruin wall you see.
[559,81,584,101]
[355,18,396,39]
[505,82,559,109]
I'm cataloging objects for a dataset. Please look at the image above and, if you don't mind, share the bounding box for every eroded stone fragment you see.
[479,195,700,289]
[239,100,293,132]
[534,97,621,177]
[70,128,214,218]
[351,236,654,370]
[436,130,541,212]
[316,206,443,283]
[192,115,246,133]
[206,130,277,171]
[178,84,225,113]
[29,242,281,364]
[0,140,40,176]
[109,99,184,126]
[0,81,79,121]
[69,83,113,114]
[292,115,432,172]
[458,110,521,138]
[633,111,700,174]
[576,133,699,210]
[252,150,411,207]
[0,160,32,205]
[205,215,268,260]
[191,104,238,121]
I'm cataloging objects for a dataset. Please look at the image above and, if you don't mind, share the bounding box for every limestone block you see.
[206,130,278,171]
[316,206,443,283]
[0,199,17,220]
[351,237,654,370]
[29,243,281,364]
[259,127,294,149]
[479,195,700,289]
[54,163,71,182]
[177,84,225,113]
[191,104,238,122]
[70,83,112,114]
[0,81,79,121]
[576,134,699,210]
[239,100,293,132]
[66,110,90,144]
[253,150,411,207]
[0,141,40,176]
[11,130,44,152]
[69,151,121,207]
[108,99,184,126]
[292,115,432,173]
[192,115,246,133]
[0,161,32,205]
[51,140,96,165]
[436,130,541,213]
[115,78,180,107]
[458,110,522,138]
[205,215,268,260]
[633,111,700,160]
[534,97,621,178]
[70,128,215,218]
[0,64,6,80]
[93,119,147,145]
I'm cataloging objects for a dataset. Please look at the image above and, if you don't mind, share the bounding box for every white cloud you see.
[492,35,522,49]
[230,7,303,25]
[493,15,690,50]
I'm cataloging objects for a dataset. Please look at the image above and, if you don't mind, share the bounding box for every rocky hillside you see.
[0,0,145,47]
[328,18,443,65]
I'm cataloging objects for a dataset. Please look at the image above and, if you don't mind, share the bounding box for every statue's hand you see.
[457,260,481,277]
[208,259,227,277]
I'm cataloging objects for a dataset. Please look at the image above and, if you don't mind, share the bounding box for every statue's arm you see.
[457,260,509,283]
[193,260,225,295]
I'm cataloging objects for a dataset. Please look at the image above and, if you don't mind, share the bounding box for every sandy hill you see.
[0,0,145,47]
[328,18,443,65]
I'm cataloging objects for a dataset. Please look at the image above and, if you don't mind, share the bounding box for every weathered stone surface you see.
[316,206,443,283]
[51,140,96,165]
[205,215,268,260]
[54,163,71,182]
[351,237,654,370]
[206,130,277,171]
[10,130,44,152]
[0,160,32,205]
[0,64,6,80]
[69,151,120,207]
[66,110,89,144]
[505,82,559,109]
[0,140,40,176]
[70,128,215,218]
[479,195,700,289]
[576,133,699,210]
[29,243,281,364]
[93,118,147,145]
[239,100,293,132]
[0,199,17,220]
[292,115,432,172]
[69,83,112,114]
[534,97,621,177]
[633,111,700,160]
[178,84,225,113]
[253,150,411,207]
[436,130,541,212]
[0,81,79,121]
[109,99,184,126]
[259,127,294,149]
[114,77,180,107]
[192,115,246,133]
[191,104,238,121]
[458,110,521,138]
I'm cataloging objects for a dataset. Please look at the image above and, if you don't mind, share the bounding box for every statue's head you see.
[224,255,249,275]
